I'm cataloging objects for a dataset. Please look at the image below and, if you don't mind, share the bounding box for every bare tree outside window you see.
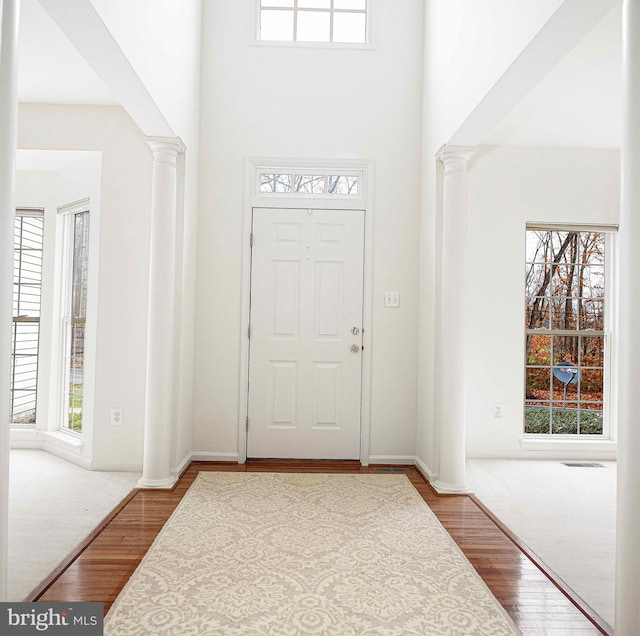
[62,210,90,433]
[525,229,606,435]
[259,172,360,196]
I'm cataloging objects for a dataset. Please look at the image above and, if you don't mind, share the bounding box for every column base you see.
[432,479,473,495]
[137,475,178,489]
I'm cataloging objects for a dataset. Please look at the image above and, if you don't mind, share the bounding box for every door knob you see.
[350,344,360,353]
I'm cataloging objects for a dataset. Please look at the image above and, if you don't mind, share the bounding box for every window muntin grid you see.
[524,229,609,436]
[60,208,90,434]
[11,210,44,427]
[259,172,360,196]
[259,0,367,44]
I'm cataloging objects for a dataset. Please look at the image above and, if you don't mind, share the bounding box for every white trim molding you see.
[23,431,91,470]
[248,157,370,208]
[172,452,193,478]
[251,0,374,49]
[415,456,438,485]
[368,455,416,465]
[240,157,375,465]
[190,452,241,463]
[520,437,617,459]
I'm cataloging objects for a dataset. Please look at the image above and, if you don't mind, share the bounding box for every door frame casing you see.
[238,157,374,465]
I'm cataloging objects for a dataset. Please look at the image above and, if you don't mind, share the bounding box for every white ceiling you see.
[15,0,622,149]
[484,2,621,149]
[18,0,117,105]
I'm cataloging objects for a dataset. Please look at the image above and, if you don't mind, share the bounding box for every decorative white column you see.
[137,136,185,489]
[0,0,20,601]
[616,1,640,633]
[432,145,475,495]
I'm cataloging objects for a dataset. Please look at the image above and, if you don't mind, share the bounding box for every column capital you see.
[435,144,476,174]
[145,136,186,166]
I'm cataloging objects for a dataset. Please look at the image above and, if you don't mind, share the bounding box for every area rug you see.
[105,472,521,635]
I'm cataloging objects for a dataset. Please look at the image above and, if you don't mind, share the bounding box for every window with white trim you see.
[258,0,368,44]
[59,201,90,434]
[10,209,44,427]
[259,172,360,195]
[524,226,614,436]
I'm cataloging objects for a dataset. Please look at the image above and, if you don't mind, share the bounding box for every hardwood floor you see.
[34,461,608,635]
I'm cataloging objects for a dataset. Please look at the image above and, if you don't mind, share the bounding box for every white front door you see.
[247,208,365,459]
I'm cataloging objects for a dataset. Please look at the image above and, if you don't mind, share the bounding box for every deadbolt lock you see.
[351,327,360,335]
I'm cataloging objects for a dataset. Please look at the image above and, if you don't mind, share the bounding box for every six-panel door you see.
[247,208,365,459]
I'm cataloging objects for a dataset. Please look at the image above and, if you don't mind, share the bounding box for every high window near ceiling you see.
[525,226,614,437]
[259,171,360,195]
[11,209,44,427]
[258,0,368,44]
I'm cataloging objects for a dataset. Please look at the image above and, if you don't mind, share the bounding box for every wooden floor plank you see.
[33,461,607,635]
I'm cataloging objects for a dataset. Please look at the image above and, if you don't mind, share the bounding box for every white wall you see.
[417,0,574,473]
[193,0,425,460]
[423,0,563,151]
[14,154,103,465]
[465,145,620,458]
[88,0,203,470]
[89,0,202,142]
[17,104,153,470]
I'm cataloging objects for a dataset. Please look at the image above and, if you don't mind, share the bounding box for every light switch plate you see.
[384,291,400,308]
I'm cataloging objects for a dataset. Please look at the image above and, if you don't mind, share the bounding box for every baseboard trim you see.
[9,439,42,450]
[414,456,437,484]
[191,451,240,462]
[368,455,416,465]
[89,463,143,472]
[172,452,193,477]
[11,431,92,470]
[41,443,91,470]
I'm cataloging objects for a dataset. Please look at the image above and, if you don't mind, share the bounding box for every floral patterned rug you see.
[105,472,521,635]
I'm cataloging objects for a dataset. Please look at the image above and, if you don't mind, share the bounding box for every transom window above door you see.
[259,172,360,196]
[258,0,368,44]
[253,163,367,201]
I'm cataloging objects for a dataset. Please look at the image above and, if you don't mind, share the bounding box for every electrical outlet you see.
[493,403,503,418]
[110,407,123,426]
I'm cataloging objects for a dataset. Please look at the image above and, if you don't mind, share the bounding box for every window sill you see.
[249,40,375,52]
[11,429,84,456]
[42,430,83,454]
